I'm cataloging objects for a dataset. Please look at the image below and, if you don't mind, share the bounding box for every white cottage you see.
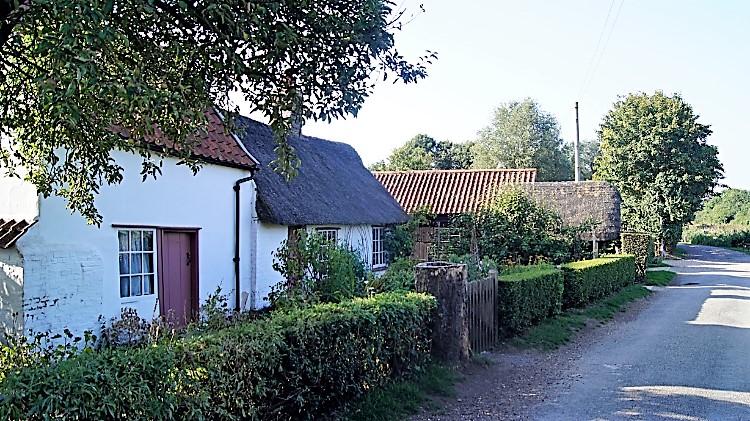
[0,109,260,336]
[234,115,408,308]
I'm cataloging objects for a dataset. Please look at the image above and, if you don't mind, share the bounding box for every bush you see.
[448,254,498,282]
[621,232,654,280]
[370,257,417,292]
[684,224,750,249]
[270,230,369,308]
[561,255,636,309]
[0,293,436,420]
[496,268,564,337]
[446,189,592,265]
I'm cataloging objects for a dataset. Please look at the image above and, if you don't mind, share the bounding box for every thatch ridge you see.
[235,116,407,226]
[520,181,622,241]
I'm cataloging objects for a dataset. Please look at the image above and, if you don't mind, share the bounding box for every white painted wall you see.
[0,169,39,221]
[13,149,254,335]
[0,247,24,337]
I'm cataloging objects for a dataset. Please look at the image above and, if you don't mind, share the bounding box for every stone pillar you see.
[415,262,469,362]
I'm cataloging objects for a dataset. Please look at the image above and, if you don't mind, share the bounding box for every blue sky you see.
[260,1,750,188]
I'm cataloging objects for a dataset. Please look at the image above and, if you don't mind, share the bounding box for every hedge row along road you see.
[533,245,750,420]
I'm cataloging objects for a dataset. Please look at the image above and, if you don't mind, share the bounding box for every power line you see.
[578,0,616,98]
[580,0,626,98]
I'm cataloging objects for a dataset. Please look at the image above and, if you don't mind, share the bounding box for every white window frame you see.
[316,227,338,244]
[118,228,157,300]
[372,226,386,269]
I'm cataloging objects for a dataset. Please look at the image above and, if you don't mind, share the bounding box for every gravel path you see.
[412,245,750,420]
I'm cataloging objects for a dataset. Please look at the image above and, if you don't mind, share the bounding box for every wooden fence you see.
[466,270,498,353]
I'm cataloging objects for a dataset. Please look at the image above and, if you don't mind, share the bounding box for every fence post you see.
[415,262,470,362]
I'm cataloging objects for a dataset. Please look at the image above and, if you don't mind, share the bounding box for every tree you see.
[369,134,473,171]
[471,98,572,181]
[593,91,724,252]
[0,0,435,223]
[694,188,750,225]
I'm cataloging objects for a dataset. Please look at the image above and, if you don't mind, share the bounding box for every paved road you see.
[532,245,750,421]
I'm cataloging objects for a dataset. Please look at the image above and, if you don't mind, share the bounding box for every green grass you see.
[343,365,458,421]
[648,260,671,268]
[645,270,677,286]
[511,284,652,351]
[671,247,688,259]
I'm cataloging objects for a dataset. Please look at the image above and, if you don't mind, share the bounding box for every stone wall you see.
[522,181,621,241]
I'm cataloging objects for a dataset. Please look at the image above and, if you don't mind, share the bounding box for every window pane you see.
[143,231,154,251]
[131,230,142,251]
[143,275,154,295]
[118,231,129,252]
[119,254,130,274]
[131,275,142,296]
[130,253,142,275]
[120,276,130,297]
[143,253,153,273]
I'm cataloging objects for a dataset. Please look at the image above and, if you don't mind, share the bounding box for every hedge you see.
[497,268,564,337]
[561,255,636,308]
[0,292,436,420]
[621,232,654,280]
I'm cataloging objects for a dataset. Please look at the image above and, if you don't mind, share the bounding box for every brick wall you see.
[0,247,24,337]
[20,243,103,337]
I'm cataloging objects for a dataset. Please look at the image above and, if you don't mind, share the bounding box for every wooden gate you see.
[466,270,498,353]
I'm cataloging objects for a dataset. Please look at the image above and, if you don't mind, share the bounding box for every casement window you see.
[316,228,338,243]
[372,226,386,268]
[118,229,157,298]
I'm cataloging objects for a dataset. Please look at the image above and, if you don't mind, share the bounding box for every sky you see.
[243,1,750,189]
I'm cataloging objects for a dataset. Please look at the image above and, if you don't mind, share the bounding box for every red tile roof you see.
[0,219,35,249]
[373,169,537,215]
[116,109,258,170]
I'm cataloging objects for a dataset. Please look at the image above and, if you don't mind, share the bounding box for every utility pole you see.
[573,101,581,182]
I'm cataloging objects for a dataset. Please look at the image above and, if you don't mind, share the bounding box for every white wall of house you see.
[251,221,380,308]
[5,149,254,336]
[0,168,39,221]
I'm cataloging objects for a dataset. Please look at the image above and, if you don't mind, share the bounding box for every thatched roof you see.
[374,169,537,214]
[521,181,622,241]
[235,116,407,226]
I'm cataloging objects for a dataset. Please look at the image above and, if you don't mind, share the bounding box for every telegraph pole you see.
[573,101,581,182]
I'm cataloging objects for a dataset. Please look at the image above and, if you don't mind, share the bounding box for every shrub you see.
[270,230,368,308]
[561,255,636,308]
[446,189,593,265]
[0,293,436,421]
[448,254,498,282]
[621,232,654,280]
[370,257,417,293]
[496,268,564,337]
[384,208,434,261]
[684,224,750,249]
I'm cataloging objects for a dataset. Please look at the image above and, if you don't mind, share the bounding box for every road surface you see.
[532,245,750,420]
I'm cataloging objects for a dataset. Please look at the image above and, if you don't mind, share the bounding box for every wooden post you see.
[415,262,470,362]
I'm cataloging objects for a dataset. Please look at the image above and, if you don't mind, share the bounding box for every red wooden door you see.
[159,231,197,326]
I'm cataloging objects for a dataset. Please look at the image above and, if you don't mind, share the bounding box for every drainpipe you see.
[234,171,257,311]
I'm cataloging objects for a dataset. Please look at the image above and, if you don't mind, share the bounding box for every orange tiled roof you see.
[0,219,35,249]
[116,109,258,170]
[373,169,537,215]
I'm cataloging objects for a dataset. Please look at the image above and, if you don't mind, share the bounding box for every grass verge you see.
[645,270,676,286]
[343,365,458,420]
[511,276,669,351]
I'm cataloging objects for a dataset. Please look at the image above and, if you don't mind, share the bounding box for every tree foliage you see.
[369,134,473,171]
[593,91,724,249]
[570,138,601,181]
[694,188,750,225]
[0,0,435,223]
[471,98,572,181]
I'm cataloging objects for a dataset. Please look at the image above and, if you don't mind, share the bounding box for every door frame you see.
[157,228,200,322]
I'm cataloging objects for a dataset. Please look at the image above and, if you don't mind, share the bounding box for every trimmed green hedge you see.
[561,255,636,308]
[621,232,654,280]
[497,268,564,337]
[0,293,436,420]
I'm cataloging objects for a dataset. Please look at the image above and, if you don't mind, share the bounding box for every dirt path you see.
[411,276,662,421]
[413,245,750,420]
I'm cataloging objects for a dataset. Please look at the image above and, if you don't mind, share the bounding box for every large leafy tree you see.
[593,91,724,250]
[694,188,750,225]
[0,0,434,223]
[567,138,601,181]
[370,134,473,171]
[471,98,572,181]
